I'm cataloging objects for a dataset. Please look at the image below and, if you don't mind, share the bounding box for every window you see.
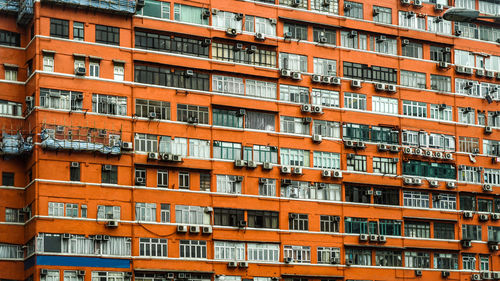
[248,243,279,262]
[430,46,451,63]
[313,151,341,169]
[50,18,69,38]
[113,64,124,81]
[279,53,307,72]
[177,104,209,124]
[402,41,423,59]
[280,148,309,167]
[315,247,340,265]
[258,178,276,197]
[43,55,54,72]
[373,6,392,24]
[398,11,426,30]
[91,272,128,281]
[101,165,118,184]
[312,120,340,138]
[483,140,500,156]
[343,62,397,83]
[135,168,146,186]
[280,84,309,103]
[212,75,244,95]
[88,61,100,77]
[137,0,170,19]
[430,104,453,121]
[65,203,78,217]
[139,238,167,257]
[427,16,452,35]
[92,94,127,116]
[458,107,476,125]
[134,134,158,153]
[135,30,209,58]
[462,254,476,270]
[41,270,60,281]
[135,99,170,120]
[403,100,427,118]
[313,27,336,44]
[371,35,397,55]
[346,154,367,172]
[401,70,426,89]
[279,0,307,9]
[430,75,451,92]
[4,68,17,81]
[373,189,399,206]
[284,23,307,40]
[405,221,430,238]
[160,203,170,223]
[0,29,20,47]
[462,224,482,241]
[0,99,22,117]
[345,185,370,203]
[179,240,207,258]
[289,213,308,231]
[488,226,500,242]
[189,139,210,159]
[64,270,84,281]
[178,172,190,189]
[216,175,242,194]
[200,173,211,191]
[283,245,311,263]
[345,248,371,265]
[460,136,479,153]
[311,89,339,108]
[5,208,23,223]
[40,88,83,111]
[135,203,156,222]
[158,136,187,156]
[73,22,84,41]
[340,30,368,50]
[372,157,397,175]
[246,79,277,99]
[212,42,277,68]
[81,205,87,218]
[214,208,244,227]
[372,96,398,115]
[212,11,243,31]
[243,145,278,163]
[403,191,429,208]
[375,250,402,267]
[344,1,363,19]
[405,252,430,268]
[434,253,458,269]
[484,168,500,186]
[74,58,85,72]
[214,241,245,261]
[320,215,340,233]
[480,255,490,271]
[313,57,336,76]
[70,163,80,181]
[281,181,341,201]
[280,116,309,134]
[245,16,276,36]
[344,92,366,110]
[458,166,481,183]
[247,210,279,229]
[97,205,121,220]
[95,25,119,45]
[428,133,455,151]
[2,172,14,186]
[433,193,457,210]
[345,217,368,234]
[213,108,243,128]
[174,4,208,25]
[48,202,64,216]
[478,198,493,212]
[213,141,242,160]
[479,0,500,15]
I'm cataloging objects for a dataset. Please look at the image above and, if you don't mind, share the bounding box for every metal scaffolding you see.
[42,0,137,15]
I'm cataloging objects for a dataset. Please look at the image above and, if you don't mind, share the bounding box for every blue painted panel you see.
[36,255,130,268]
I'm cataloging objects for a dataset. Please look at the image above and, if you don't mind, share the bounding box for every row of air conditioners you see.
[374,83,397,93]
[176,225,213,234]
[462,211,500,221]
[301,104,323,114]
[359,234,387,243]
[472,272,500,280]
[403,147,453,160]
[148,152,183,162]
[364,190,384,196]
[234,160,257,169]
[280,69,303,80]
[227,261,249,268]
[403,177,423,186]
[344,140,366,149]
[311,75,341,85]
[321,169,343,179]
[281,166,304,175]
[377,144,400,153]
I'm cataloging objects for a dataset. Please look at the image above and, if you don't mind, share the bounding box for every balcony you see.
[0,131,34,155]
[41,0,138,15]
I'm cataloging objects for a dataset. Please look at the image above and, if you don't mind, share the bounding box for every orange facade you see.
[0,0,499,280]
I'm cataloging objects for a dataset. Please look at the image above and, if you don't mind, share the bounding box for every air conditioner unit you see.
[247,45,258,54]
[461,240,472,248]
[62,233,71,239]
[415,270,422,276]
[103,164,112,171]
[377,144,388,151]
[493,157,500,164]
[455,29,462,36]
[319,36,328,43]
[172,155,182,162]
[177,225,188,233]
[69,161,80,168]
[369,234,379,241]
[425,150,433,157]
[344,140,355,148]
[300,104,311,113]
[351,79,362,88]
[492,272,500,279]
[284,257,293,263]
[201,9,210,18]
[373,7,380,16]
[402,39,410,46]
[375,83,386,91]
[122,142,133,150]
[312,74,322,83]
[135,177,145,184]
[189,225,200,233]
[377,36,387,42]
[406,11,415,18]
[442,271,450,278]
[401,0,411,4]
[403,177,413,185]
[234,160,246,167]
[184,70,194,77]
[413,178,422,185]
[321,170,332,177]
[343,3,352,11]
[485,126,493,134]
[280,69,292,77]
[330,257,340,264]
[413,0,422,7]
[228,261,238,268]
[235,13,243,21]
[331,77,342,85]
[332,170,342,178]
[435,151,443,159]
[446,182,456,189]
[348,30,357,38]
[444,153,453,160]
[22,207,30,213]
[167,273,175,279]
[434,3,444,11]
[481,272,493,280]
[403,147,413,154]
[226,28,238,36]
[202,226,212,234]
[385,84,397,92]
[485,70,495,78]
[490,244,499,251]
[238,220,247,227]
[281,166,291,174]
[365,190,373,196]
[464,67,474,75]
[390,145,399,152]
[234,43,243,51]
[479,214,489,221]
[463,211,473,218]
[148,152,158,160]
[201,38,211,47]
[438,61,449,69]
[358,234,368,241]
[106,220,119,228]
[414,148,423,156]
[75,67,86,76]
[312,105,323,114]
[77,270,86,276]
[292,72,302,80]
[476,69,485,77]
[303,117,312,124]
[263,162,273,170]
[312,134,323,143]
[378,235,387,243]
[471,274,481,281]
[321,76,331,84]
[491,213,500,220]
[483,184,493,192]
[429,180,439,187]
[94,235,103,240]
[374,190,383,196]
[247,160,257,169]
[40,269,48,275]
[292,167,303,175]
[356,141,366,149]
[238,261,249,268]
[255,33,265,40]
[187,116,198,124]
